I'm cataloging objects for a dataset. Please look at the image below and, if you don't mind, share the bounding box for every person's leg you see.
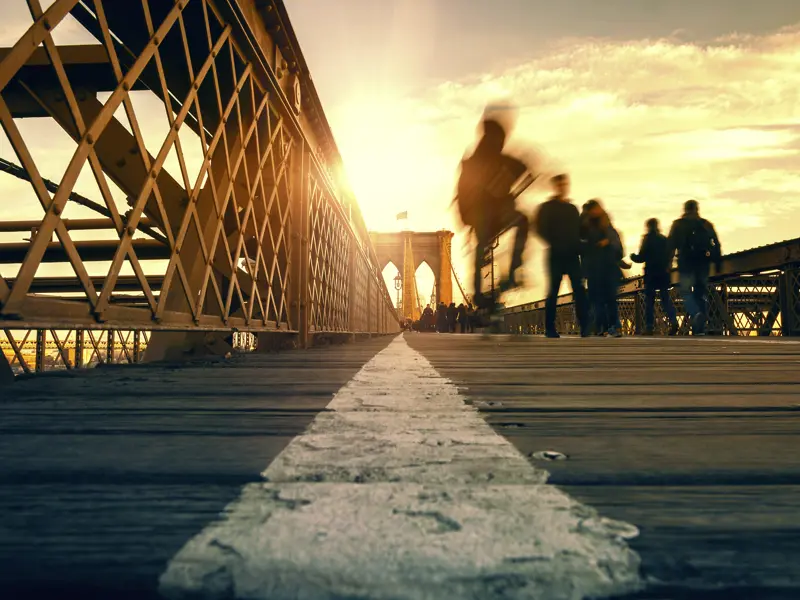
[679,270,699,320]
[566,255,590,335]
[659,280,678,334]
[508,210,529,282]
[545,252,564,336]
[607,276,621,336]
[693,266,710,334]
[644,281,656,334]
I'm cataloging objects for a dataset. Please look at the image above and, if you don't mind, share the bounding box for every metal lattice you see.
[0,1,399,379]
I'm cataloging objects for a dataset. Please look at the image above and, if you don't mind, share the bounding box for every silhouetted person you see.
[580,200,623,337]
[457,106,530,309]
[534,174,589,338]
[422,304,434,332]
[456,303,468,333]
[447,302,458,333]
[667,200,721,336]
[435,302,448,333]
[631,218,678,336]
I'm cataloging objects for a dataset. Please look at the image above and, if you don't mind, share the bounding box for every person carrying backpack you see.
[631,218,679,336]
[667,200,722,335]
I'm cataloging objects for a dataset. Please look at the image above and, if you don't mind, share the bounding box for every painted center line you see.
[160,335,642,599]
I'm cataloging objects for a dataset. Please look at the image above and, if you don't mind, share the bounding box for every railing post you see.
[133,330,141,364]
[347,240,357,333]
[35,329,45,373]
[780,268,800,336]
[74,330,84,368]
[289,141,310,348]
[107,330,114,364]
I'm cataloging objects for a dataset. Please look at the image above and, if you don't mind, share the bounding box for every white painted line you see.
[160,335,643,599]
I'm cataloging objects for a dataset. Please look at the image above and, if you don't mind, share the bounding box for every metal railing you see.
[0,1,398,380]
[502,237,800,336]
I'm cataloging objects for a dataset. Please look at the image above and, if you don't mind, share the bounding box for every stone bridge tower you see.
[369,230,454,320]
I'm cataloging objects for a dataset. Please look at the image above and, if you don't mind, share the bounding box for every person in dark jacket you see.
[667,200,722,336]
[534,173,590,338]
[456,303,468,333]
[421,304,434,332]
[580,200,623,337]
[457,105,531,309]
[631,218,679,336]
[447,302,458,333]
[435,302,449,333]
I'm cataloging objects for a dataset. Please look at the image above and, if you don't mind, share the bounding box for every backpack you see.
[684,220,715,262]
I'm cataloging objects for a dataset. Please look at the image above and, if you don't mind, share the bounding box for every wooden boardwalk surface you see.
[0,337,394,599]
[405,334,800,599]
[2,332,800,598]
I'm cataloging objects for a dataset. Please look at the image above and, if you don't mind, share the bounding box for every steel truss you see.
[0,0,398,380]
[502,238,800,337]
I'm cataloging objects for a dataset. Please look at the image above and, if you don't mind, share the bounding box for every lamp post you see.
[394,272,403,317]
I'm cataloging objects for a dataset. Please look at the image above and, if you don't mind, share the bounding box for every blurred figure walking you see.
[456,103,533,310]
[534,174,590,338]
[580,199,623,337]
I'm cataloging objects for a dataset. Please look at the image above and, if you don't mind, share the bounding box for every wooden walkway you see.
[405,334,800,599]
[2,333,800,598]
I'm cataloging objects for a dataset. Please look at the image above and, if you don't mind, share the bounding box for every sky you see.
[0,1,799,309]
[284,0,800,306]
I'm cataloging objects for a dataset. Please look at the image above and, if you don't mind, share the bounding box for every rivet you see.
[43,18,51,31]
[52,205,62,216]
[86,134,94,145]
[127,225,136,236]
[122,81,130,91]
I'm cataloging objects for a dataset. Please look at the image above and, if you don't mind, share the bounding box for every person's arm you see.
[607,227,623,261]
[707,221,723,271]
[666,220,679,266]
[534,203,549,240]
[631,236,648,263]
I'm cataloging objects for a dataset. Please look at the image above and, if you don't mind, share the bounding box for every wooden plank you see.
[0,336,394,595]
[405,333,800,596]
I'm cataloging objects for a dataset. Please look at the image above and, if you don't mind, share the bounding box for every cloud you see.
[335,24,800,303]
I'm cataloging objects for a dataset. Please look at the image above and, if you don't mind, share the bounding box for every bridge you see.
[2,2,800,599]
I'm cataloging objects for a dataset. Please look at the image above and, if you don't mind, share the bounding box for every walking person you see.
[580,199,624,337]
[456,303,468,333]
[667,200,722,336]
[534,173,590,338]
[447,302,458,333]
[631,218,679,336]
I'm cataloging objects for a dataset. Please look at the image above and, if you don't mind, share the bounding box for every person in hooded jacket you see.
[631,218,679,336]
[580,199,624,337]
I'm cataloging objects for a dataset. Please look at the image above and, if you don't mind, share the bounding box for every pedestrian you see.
[456,104,531,310]
[580,199,623,337]
[435,302,448,333]
[667,200,722,336]
[534,173,590,338]
[631,218,679,336]
[447,302,458,333]
[456,303,468,333]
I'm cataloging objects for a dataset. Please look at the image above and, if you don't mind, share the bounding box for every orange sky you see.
[285,1,800,308]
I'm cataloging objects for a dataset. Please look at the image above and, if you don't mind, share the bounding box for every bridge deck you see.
[2,334,800,598]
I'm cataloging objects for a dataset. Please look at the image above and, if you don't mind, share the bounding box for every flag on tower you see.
[396,211,408,220]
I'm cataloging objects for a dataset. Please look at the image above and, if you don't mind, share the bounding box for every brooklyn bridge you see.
[1,1,799,599]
